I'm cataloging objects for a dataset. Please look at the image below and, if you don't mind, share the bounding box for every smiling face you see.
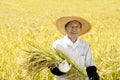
[65,20,82,41]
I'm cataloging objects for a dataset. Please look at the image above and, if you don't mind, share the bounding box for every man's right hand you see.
[58,60,71,73]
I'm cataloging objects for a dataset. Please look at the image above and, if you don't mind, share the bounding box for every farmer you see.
[50,16,99,80]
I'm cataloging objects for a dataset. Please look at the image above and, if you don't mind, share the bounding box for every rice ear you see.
[24,43,86,79]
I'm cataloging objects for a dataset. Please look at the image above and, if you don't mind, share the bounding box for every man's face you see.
[65,20,81,37]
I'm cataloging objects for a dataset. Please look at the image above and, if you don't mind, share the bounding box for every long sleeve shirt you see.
[52,35,94,80]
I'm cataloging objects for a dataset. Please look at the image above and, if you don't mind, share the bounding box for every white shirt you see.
[53,35,94,80]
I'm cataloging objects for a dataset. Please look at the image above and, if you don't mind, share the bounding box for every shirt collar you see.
[63,35,80,48]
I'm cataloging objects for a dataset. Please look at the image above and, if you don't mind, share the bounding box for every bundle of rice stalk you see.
[23,42,86,79]
[25,49,85,80]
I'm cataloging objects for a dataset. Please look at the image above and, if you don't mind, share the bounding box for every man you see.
[50,16,99,80]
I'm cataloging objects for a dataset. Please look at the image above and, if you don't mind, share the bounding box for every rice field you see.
[0,0,120,80]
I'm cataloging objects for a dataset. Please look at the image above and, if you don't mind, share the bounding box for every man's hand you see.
[86,66,100,80]
[58,60,71,73]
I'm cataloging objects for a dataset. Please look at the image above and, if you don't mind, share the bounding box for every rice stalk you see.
[23,43,86,79]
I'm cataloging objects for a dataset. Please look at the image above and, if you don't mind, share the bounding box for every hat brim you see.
[56,16,91,36]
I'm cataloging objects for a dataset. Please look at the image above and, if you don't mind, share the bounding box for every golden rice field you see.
[0,0,120,80]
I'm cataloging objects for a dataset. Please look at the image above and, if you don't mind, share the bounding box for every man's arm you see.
[85,44,100,80]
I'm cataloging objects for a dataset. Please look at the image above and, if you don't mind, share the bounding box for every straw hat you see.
[56,16,91,36]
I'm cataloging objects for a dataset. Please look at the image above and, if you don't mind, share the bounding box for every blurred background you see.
[0,0,120,80]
